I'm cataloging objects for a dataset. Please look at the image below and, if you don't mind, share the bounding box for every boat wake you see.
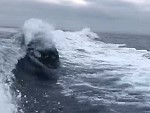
[0,19,59,113]
[0,18,150,113]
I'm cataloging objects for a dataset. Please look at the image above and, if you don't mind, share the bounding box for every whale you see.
[15,33,60,80]
[27,40,60,69]
[26,36,60,80]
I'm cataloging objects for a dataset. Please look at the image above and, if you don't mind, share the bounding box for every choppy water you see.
[0,19,150,113]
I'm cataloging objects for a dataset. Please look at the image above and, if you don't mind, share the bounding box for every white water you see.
[22,18,55,49]
[51,27,150,106]
[22,19,150,106]
[0,33,25,113]
[0,19,56,113]
[1,18,150,112]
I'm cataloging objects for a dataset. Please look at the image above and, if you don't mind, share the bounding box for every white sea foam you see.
[21,18,150,107]
[22,18,55,50]
[1,18,150,112]
[0,18,55,113]
[0,36,25,113]
[51,26,150,105]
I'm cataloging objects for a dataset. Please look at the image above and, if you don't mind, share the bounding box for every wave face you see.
[1,18,150,113]
[23,19,59,70]
[0,33,25,113]
[23,18,54,48]
[0,19,57,113]
[51,29,150,112]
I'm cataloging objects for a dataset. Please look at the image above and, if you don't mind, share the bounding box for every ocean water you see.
[0,19,150,113]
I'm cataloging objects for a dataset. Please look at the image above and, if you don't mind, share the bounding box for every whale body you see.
[27,38,60,69]
[25,35,60,80]
[14,32,60,80]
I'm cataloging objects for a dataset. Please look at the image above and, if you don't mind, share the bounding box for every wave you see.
[22,18,54,47]
[22,19,150,107]
[1,18,150,112]
[0,19,58,113]
[50,24,150,107]
[0,34,25,113]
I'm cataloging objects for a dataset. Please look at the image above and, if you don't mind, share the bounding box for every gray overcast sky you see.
[0,0,150,35]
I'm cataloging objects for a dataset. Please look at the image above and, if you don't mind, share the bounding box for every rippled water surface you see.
[0,24,150,113]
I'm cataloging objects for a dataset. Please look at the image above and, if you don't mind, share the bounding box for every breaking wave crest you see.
[0,34,25,113]
[0,19,56,113]
[51,24,150,109]
[1,18,150,112]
